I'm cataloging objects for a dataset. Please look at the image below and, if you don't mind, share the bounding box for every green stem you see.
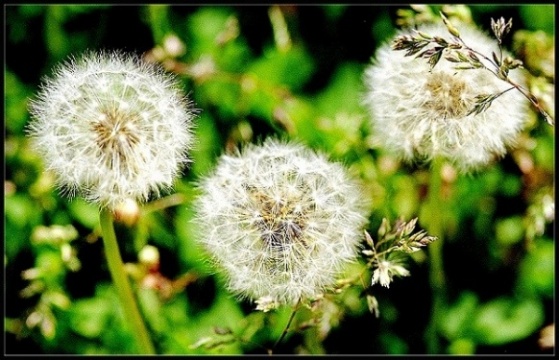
[99,208,156,354]
[424,158,447,354]
[142,193,187,215]
[271,300,301,354]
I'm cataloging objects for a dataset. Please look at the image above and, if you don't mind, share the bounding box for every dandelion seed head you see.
[194,139,370,305]
[363,22,529,172]
[27,50,196,209]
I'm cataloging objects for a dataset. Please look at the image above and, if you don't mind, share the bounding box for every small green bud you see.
[440,12,461,38]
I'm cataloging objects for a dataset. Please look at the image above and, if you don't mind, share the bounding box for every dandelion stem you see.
[99,208,156,354]
[424,158,446,354]
[142,193,187,214]
[271,299,301,353]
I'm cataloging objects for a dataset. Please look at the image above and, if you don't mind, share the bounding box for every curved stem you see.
[142,193,187,215]
[424,158,447,354]
[99,208,156,354]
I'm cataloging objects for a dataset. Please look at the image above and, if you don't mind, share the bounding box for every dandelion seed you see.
[194,139,370,306]
[363,22,529,172]
[27,50,196,209]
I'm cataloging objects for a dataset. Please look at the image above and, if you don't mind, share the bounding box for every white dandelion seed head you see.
[194,139,370,306]
[27,50,196,210]
[363,22,529,173]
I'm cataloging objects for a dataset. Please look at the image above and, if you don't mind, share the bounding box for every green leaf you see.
[67,198,99,229]
[315,62,364,116]
[5,193,42,228]
[68,295,113,338]
[471,297,544,345]
[36,251,66,283]
[495,216,524,245]
[44,6,70,58]
[322,5,346,21]
[438,291,479,340]
[184,289,245,354]
[145,4,171,44]
[138,288,167,333]
[174,203,212,272]
[520,5,554,34]
[5,71,31,134]
[447,338,476,355]
[499,175,522,197]
[190,113,222,177]
[196,77,242,119]
[379,333,409,354]
[188,7,232,42]
[516,239,554,298]
[18,5,45,17]
[247,45,315,91]
[392,175,420,220]
[186,8,252,72]
[533,135,554,172]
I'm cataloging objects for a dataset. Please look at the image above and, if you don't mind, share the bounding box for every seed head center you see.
[92,107,140,169]
[248,188,307,252]
[424,72,471,119]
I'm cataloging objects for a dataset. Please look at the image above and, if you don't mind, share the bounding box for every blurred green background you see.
[4,4,555,355]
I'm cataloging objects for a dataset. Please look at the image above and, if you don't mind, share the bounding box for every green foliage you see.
[441,292,545,352]
[519,5,554,34]
[471,297,544,345]
[5,4,554,355]
[516,238,554,298]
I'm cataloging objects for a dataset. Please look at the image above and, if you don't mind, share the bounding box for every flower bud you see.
[114,198,141,227]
